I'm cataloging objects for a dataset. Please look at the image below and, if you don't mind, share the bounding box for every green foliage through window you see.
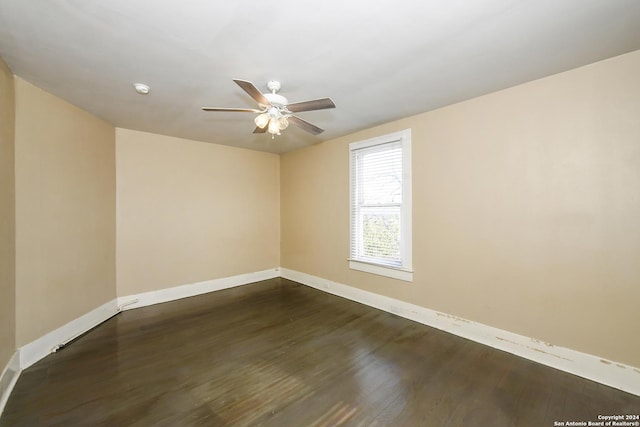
[362,213,400,262]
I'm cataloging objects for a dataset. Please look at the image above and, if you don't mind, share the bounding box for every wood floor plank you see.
[1,278,638,426]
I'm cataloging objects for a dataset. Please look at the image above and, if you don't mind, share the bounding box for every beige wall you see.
[281,50,640,367]
[0,58,16,368]
[14,78,116,346]
[116,129,280,295]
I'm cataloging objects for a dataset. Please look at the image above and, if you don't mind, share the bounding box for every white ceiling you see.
[1,1,639,153]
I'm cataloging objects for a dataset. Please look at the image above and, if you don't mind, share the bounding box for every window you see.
[349,129,412,281]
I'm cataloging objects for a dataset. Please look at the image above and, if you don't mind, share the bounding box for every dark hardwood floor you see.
[1,278,638,426]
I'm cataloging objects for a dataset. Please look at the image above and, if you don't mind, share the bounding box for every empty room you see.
[1,1,639,426]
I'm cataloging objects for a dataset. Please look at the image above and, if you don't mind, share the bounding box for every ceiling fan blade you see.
[288,115,324,135]
[201,107,262,112]
[233,79,270,105]
[253,126,267,134]
[287,97,335,113]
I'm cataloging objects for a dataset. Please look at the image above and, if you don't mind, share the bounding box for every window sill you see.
[348,259,413,282]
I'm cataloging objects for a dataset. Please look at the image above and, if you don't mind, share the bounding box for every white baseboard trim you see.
[17,268,280,372]
[0,351,20,417]
[116,268,280,311]
[280,268,640,397]
[18,299,120,370]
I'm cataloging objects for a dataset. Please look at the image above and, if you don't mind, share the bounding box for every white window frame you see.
[349,129,413,282]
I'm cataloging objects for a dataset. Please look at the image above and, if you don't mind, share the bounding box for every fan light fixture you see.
[254,113,270,129]
[254,105,289,137]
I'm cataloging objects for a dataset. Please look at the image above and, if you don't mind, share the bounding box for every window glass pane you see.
[360,206,401,265]
[359,146,402,205]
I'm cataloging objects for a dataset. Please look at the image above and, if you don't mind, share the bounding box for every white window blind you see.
[349,129,412,281]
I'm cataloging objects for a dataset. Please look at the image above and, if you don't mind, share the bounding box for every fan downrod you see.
[263,81,287,107]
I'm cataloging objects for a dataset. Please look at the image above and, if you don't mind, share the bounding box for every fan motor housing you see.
[263,92,288,107]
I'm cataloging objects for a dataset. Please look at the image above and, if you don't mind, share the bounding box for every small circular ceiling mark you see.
[133,83,150,95]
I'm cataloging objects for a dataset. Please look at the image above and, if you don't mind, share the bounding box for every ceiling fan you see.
[202,79,335,138]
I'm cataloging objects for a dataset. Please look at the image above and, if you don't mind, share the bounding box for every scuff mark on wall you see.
[435,312,471,323]
[526,346,572,361]
[495,336,519,345]
[531,338,555,347]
